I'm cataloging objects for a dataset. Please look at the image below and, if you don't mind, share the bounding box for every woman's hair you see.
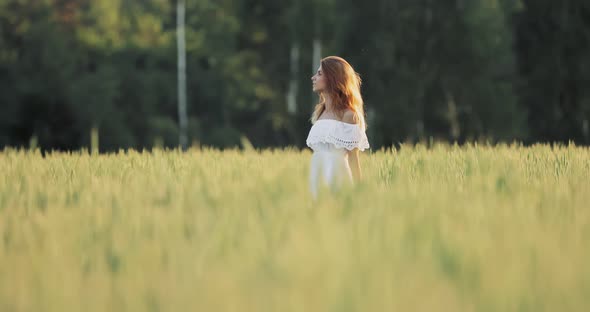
[310,56,366,129]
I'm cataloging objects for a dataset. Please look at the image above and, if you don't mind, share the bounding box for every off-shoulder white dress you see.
[305,119,370,199]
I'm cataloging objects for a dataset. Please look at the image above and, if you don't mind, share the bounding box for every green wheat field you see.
[1,143,589,312]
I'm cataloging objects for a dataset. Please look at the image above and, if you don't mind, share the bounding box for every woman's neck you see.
[323,93,335,112]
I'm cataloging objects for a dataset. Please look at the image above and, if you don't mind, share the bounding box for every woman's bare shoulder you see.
[341,109,359,125]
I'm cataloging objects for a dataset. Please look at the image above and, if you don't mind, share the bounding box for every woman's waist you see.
[310,143,348,154]
[312,151,349,161]
[311,152,350,169]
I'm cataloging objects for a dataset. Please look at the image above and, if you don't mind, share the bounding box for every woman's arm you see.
[342,110,363,183]
[347,148,362,183]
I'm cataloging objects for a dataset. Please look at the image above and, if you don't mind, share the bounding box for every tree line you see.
[1,0,589,151]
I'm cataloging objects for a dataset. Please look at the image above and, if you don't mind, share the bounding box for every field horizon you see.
[1,144,589,311]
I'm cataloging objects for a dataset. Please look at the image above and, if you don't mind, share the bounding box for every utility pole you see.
[177,0,188,149]
[287,2,302,115]
[287,43,300,114]
[311,10,322,108]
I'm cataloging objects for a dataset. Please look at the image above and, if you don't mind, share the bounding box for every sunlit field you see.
[1,144,589,312]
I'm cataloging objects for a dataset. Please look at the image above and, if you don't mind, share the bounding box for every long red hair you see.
[311,56,366,129]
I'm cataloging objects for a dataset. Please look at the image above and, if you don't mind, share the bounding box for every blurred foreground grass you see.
[0,144,589,311]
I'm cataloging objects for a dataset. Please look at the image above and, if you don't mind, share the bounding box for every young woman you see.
[306,56,370,199]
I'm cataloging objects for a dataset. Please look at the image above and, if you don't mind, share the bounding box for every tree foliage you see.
[0,0,587,150]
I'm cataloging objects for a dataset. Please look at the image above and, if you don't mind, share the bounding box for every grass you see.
[0,143,589,311]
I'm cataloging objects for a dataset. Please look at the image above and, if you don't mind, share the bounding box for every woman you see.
[306,56,370,199]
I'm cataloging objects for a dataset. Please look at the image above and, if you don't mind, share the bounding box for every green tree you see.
[334,0,524,146]
[513,0,590,143]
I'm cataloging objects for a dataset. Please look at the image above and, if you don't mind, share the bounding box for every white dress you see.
[306,119,370,199]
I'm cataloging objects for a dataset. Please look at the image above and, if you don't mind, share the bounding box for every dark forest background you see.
[1,0,590,151]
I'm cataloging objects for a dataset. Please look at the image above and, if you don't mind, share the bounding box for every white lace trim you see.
[306,119,370,151]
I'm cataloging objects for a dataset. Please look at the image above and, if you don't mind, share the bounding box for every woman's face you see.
[311,66,326,93]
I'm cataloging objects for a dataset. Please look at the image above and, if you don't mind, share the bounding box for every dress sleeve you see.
[306,122,370,151]
[329,122,370,151]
